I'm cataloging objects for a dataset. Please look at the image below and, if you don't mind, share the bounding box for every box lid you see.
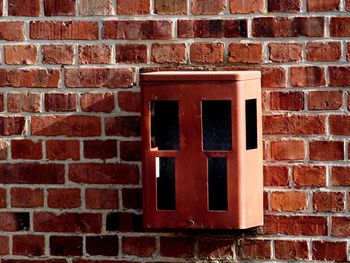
[140,71,261,82]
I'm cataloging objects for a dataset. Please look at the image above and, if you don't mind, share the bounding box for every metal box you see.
[141,71,263,229]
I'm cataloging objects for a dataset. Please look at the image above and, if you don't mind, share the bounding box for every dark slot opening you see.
[151,101,179,150]
[208,157,228,211]
[245,99,257,150]
[157,157,176,210]
[202,101,232,151]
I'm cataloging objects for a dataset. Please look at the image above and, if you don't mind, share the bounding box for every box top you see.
[140,71,261,82]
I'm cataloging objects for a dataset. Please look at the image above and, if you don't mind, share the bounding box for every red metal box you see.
[141,71,263,229]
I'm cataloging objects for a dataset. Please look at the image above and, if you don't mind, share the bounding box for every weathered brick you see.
[269,43,302,62]
[42,45,74,64]
[264,166,289,186]
[268,0,301,12]
[48,189,81,209]
[290,66,325,87]
[190,43,224,64]
[152,43,186,64]
[105,116,140,137]
[160,237,195,258]
[262,67,286,88]
[275,240,308,260]
[329,66,350,87]
[117,0,150,14]
[83,140,117,159]
[313,241,347,262]
[331,167,350,186]
[192,0,226,15]
[65,68,134,88]
[0,22,24,41]
[8,93,40,113]
[120,141,141,161]
[271,191,307,211]
[331,17,350,37]
[11,188,44,208]
[123,237,156,257]
[118,92,141,112]
[44,0,76,16]
[8,0,40,16]
[86,189,118,209]
[154,0,187,14]
[228,43,263,63]
[0,117,25,136]
[80,92,115,112]
[239,240,271,260]
[116,44,148,63]
[329,115,350,135]
[104,20,172,40]
[31,116,101,137]
[0,212,29,231]
[78,45,111,64]
[69,163,139,184]
[313,192,344,212]
[122,188,142,209]
[270,140,305,161]
[0,236,9,255]
[0,140,7,161]
[106,212,143,232]
[310,141,344,161]
[79,0,113,15]
[11,140,42,160]
[306,42,341,61]
[45,93,77,112]
[270,92,304,111]
[198,239,233,259]
[46,140,80,160]
[30,21,99,40]
[13,235,45,256]
[50,236,82,256]
[86,236,118,256]
[7,69,60,88]
[4,45,37,65]
[293,166,326,187]
[0,189,6,208]
[230,0,264,13]
[307,0,339,11]
[308,91,343,110]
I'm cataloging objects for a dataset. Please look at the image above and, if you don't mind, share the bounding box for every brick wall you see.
[0,0,349,262]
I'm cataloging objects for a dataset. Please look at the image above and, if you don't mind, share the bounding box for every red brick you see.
[105,116,140,137]
[45,93,77,112]
[293,166,326,187]
[3,260,65,263]
[268,0,301,12]
[263,166,289,186]
[0,117,25,135]
[239,240,271,260]
[0,140,7,160]
[347,43,350,61]
[122,188,142,209]
[31,116,101,137]
[8,93,41,113]
[4,45,37,65]
[178,19,247,38]
[262,67,286,88]
[292,17,325,37]
[230,0,264,13]
[79,0,113,15]
[86,236,118,256]
[84,140,117,159]
[0,164,64,184]
[332,167,350,186]
[313,241,347,261]
[48,189,81,209]
[11,188,43,208]
[332,217,350,237]
[154,0,187,14]
[0,188,6,208]
[78,45,111,64]
[0,236,9,255]
[46,140,80,160]
[8,0,40,16]
[0,212,29,231]
[331,17,350,37]
[264,115,325,135]
[65,68,134,88]
[307,0,339,11]
[117,0,150,14]
[269,43,302,62]
[198,239,233,259]
[271,140,305,161]
[263,215,327,236]
[270,92,304,111]
[160,237,194,257]
[120,141,141,161]
[103,20,172,40]
[122,237,156,257]
[50,236,82,256]
[30,21,99,40]
[151,43,186,64]
[0,94,4,112]
[69,163,139,184]
[313,192,344,212]
[347,0,350,10]
[228,43,262,63]
[190,43,224,64]
[0,1,3,16]
[13,235,44,256]
[310,141,344,161]
[308,91,343,110]
[330,115,350,135]
[34,212,101,233]
[118,92,141,112]
[44,0,76,16]
[192,0,226,15]
[106,212,143,232]
[329,66,350,87]
[42,44,74,64]
[116,44,147,63]
[81,92,115,112]
[86,189,118,209]
[271,191,307,211]
[7,69,60,88]
[0,22,24,41]
[307,42,341,62]
[11,140,42,160]
[290,66,325,87]
[275,240,308,260]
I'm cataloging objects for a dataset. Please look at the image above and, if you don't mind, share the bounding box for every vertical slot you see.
[208,157,228,211]
[246,99,257,150]
[202,101,232,151]
[151,101,179,150]
[156,157,176,210]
